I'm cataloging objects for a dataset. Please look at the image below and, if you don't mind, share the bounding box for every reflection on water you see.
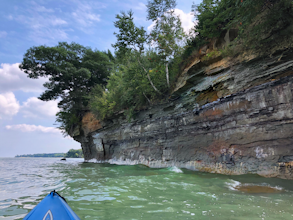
[1,157,293,219]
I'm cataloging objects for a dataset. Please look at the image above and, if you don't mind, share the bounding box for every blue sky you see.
[0,0,200,157]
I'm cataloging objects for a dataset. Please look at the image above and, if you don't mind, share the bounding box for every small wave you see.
[271,185,283,191]
[226,180,283,193]
[168,166,183,173]
[226,180,241,191]
[196,192,218,199]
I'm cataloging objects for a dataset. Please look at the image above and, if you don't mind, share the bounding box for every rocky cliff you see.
[73,48,293,179]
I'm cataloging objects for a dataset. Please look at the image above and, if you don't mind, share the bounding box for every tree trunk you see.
[143,92,151,104]
[146,73,161,94]
[166,63,170,88]
[137,58,162,94]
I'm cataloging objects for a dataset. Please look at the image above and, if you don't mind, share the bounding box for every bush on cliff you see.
[186,0,293,55]
[89,0,186,120]
[89,50,175,120]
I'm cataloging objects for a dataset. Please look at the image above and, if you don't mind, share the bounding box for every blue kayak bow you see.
[23,190,80,220]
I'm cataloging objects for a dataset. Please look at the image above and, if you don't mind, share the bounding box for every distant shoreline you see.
[15,149,83,158]
[15,153,65,158]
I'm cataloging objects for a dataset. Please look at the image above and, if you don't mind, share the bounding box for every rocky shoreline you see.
[73,49,293,179]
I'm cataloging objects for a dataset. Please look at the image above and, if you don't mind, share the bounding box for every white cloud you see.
[5,0,105,43]
[71,2,101,27]
[147,9,195,35]
[0,92,20,119]
[135,2,146,10]
[31,28,69,44]
[122,2,146,11]
[72,12,100,26]
[51,18,67,26]
[8,2,69,44]
[30,1,54,13]
[147,22,155,32]
[6,124,60,134]
[7,15,13,20]
[174,9,195,35]
[0,31,7,38]
[21,97,59,118]
[13,14,67,29]
[35,5,54,13]
[0,63,47,93]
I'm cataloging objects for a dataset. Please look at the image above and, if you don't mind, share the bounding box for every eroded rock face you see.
[73,49,293,179]
[81,112,102,137]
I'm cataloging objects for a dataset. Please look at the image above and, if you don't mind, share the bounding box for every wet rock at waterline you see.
[235,185,283,194]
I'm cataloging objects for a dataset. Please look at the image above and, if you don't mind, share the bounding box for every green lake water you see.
[1,157,293,219]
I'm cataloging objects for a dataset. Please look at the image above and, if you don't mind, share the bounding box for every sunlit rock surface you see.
[73,49,293,179]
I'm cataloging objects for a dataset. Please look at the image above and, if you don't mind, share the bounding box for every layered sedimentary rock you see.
[73,49,293,179]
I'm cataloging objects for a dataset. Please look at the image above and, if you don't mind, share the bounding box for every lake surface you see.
[1,157,293,219]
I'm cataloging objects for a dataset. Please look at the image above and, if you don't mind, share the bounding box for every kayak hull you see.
[23,191,80,220]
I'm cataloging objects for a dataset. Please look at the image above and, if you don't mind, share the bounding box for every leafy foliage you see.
[239,0,293,49]
[65,149,83,158]
[113,10,148,57]
[20,42,111,101]
[112,10,163,95]
[91,0,187,121]
[20,42,113,135]
[191,0,293,51]
[147,0,185,87]
[193,0,237,39]
[90,50,172,120]
[147,0,177,21]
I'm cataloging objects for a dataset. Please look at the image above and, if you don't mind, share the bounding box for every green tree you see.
[113,10,162,94]
[113,1,185,93]
[147,0,185,87]
[65,149,83,158]
[147,0,176,20]
[192,0,238,40]
[90,0,186,121]
[191,0,293,50]
[236,0,293,48]
[20,42,113,135]
[90,48,176,120]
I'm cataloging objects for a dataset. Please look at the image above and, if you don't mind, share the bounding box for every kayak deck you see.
[23,191,80,220]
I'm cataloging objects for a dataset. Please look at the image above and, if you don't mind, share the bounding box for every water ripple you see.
[2,158,293,220]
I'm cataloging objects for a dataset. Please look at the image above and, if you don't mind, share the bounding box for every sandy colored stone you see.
[81,112,102,136]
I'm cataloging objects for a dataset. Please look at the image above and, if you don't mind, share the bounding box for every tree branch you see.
[143,92,151,104]
[137,57,162,94]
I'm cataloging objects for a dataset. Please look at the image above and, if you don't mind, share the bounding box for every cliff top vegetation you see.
[20,0,293,136]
